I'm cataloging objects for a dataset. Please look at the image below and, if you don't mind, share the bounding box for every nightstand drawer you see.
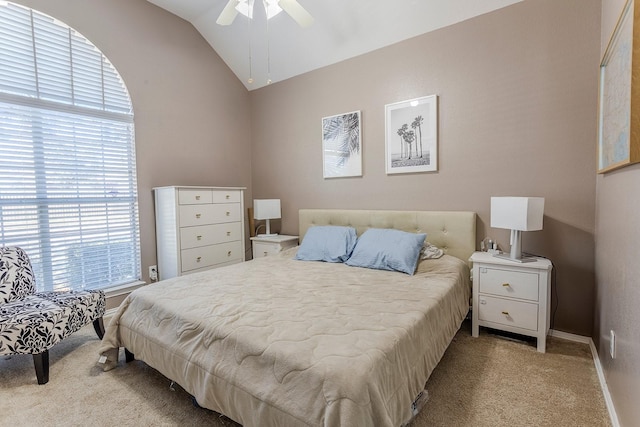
[478,295,538,331]
[251,235,299,259]
[478,267,539,301]
[253,241,283,258]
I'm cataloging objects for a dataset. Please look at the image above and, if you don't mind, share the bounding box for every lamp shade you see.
[253,199,281,220]
[491,197,544,231]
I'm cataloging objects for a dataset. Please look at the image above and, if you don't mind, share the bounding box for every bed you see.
[98,209,476,426]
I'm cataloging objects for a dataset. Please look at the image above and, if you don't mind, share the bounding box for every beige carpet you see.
[0,320,611,427]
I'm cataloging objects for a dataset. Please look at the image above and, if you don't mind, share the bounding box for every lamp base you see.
[492,253,537,263]
[491,229,537,262]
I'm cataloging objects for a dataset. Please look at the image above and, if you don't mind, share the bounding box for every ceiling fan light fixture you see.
[235,0,253,19]
[236,0,283,20]
[264,1,283,20]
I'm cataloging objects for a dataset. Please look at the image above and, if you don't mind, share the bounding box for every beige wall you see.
[595,0,640,425]
[250,0,601,336]
[15,0,253,295]
[10,0,634,421]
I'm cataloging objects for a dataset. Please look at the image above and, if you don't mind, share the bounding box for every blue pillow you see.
[345,228,426,275]
[295,225,357,263]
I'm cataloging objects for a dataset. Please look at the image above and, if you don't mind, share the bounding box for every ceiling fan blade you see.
[216,0,240,25]
[278,0,314,28]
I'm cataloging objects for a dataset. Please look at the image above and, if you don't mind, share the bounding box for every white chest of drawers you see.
[154,186,246,280]
[470,251,552,352]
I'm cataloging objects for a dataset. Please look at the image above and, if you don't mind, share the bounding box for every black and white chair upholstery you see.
[0,246,106,384]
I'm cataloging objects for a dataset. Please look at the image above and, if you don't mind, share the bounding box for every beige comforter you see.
[99,249,470,427]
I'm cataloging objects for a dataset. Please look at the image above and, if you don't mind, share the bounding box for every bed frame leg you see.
[124,348,135,362]
[191,395,202,408]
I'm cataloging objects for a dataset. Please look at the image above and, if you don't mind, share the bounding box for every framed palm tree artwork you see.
[322,110,362,178]
[385,95,438,174]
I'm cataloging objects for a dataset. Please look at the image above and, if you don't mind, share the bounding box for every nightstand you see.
[250,235,299,259]
[470,251,552,352]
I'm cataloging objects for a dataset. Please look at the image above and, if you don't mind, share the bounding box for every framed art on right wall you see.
[385,95,438,174]
[597,0,640,173]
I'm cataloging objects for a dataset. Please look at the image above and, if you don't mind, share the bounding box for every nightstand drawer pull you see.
[226,211,230,216]
[226,194,230,199]
[196,235,202,240]
[263,251,268,256]
[226,231,231,236]
[196,256,202,262]
[502,283,510,287]
[227,251,232,256]
[195,195,201,200]
[195,213,201,219]
[501,311,510,316]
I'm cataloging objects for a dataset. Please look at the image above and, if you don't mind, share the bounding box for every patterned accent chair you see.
[0,246,106,384]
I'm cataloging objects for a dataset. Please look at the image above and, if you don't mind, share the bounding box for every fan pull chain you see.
[247,2,253,84]
[265,0,272,85]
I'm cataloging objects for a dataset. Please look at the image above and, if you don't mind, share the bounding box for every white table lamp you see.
[253,199,281,237]
[490,197,544,262]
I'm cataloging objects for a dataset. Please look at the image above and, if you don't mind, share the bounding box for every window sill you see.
[104,280,146,298]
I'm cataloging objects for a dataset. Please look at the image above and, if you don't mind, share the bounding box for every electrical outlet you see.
[610,330,616,359]
[149,265,158,282]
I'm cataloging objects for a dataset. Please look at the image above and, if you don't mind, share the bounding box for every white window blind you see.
[0,2,141,292]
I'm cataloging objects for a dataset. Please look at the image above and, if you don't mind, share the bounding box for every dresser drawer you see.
[178,189,212,205]
[180,222,242,249]
[478,267,539,301]
[211,190,241,204]
[478,295,538,331]
[181,241,243,272]
[179,203,241,227]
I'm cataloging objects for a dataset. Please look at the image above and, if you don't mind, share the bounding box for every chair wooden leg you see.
[124,348,135,362]
[93,317,105,339]
[33,351,49,385]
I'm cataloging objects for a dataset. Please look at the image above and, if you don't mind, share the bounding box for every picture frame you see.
[322,110,362,179]
[597,0,640,173]
[385,95,438,174]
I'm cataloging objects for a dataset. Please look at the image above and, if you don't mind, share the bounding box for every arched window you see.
[0,2,141,291]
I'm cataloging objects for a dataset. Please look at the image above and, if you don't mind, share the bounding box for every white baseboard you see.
[549,329,590,343]
[550,329,620,427]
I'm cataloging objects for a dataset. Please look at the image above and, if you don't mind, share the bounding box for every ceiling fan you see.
[216,0,314,28]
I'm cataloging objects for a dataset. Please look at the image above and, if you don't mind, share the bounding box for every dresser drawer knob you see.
[225,194,230,199]
[226,231,231,236]
[196,256,202,262]
[196,235,202,240]
[227,251,232,256]
[195,213,201,219]
[226,211,230,216]
[263,251,268,256]
[502,283,510,287]
[195,195,201,200]
[501,311,510,316]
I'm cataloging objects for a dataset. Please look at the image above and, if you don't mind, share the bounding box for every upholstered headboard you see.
[298,209,477,263]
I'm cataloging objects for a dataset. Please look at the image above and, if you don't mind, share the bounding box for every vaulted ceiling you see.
[147,0,523,90]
